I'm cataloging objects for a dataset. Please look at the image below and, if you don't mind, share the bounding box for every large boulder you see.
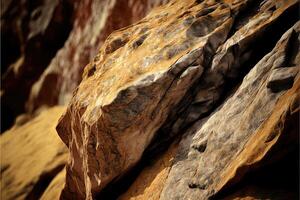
[56,0,299,199]
[57,0,238,198]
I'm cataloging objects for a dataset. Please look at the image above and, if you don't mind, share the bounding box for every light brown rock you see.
[0,106,68,200]
[56,0,299,199]
[160,21,300,200]
[57,0,236,198]
[27,0,170,113]
[40,169,66,200]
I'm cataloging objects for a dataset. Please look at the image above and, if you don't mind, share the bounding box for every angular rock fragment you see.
[267,66,299,92]
[57,0,237,198]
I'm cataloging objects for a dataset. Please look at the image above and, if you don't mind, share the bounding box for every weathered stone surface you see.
[160,22,299,200]
[27,0,170,113]
[56,0,299,199]
[1,0,73,131]
[57,0,238,198]
[267,66,298,92]
[0,106,68,200]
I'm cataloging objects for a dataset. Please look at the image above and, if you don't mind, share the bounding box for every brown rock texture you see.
[1,0,169,132]
[0,106,68,200]
[27,0,170,113]
[1,0,299,199]
[56,0,299,199]
[160,21,300,200]
[40,169,66,200]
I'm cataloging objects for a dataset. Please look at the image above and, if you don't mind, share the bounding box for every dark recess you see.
[1,0,74,132]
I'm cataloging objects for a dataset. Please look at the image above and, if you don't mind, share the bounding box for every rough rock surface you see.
[160,21,300,200]
[57,0,237,198]
[27,0,170,113]
[2,0,299,199]
[56,0,299,199]
[1,0,73,131]
[0,106,68,200]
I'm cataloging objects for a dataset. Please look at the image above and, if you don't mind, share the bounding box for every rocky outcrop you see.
[57,0,235,198]
[1,0,299,199]
[27,0,169,114]
[1,0,169,132]
[56,0,299,199]
[0,106,68,200]
[1,0,74,131]
[160,21,299,200]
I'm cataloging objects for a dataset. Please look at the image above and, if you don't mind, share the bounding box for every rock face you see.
[56,0,299,199]
[1,0,169,132]
[160,22,300,200]
[2,0,299,199]
[0,106,68,200]
[27,0,170,113]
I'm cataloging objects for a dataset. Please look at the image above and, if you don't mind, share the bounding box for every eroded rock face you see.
[0,106,68,200]
[27,0,170,113]
[57,0,238,198]
[160,22,300,200]
[56,0,299,199]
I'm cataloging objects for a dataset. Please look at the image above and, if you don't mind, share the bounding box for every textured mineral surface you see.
[1,0,299,199]
[56,0,299,199]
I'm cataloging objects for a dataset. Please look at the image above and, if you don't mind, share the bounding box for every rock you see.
[56,0,299,199]
[27,0,170,114]
[1,0,74,131]
[118,142,178,200]
[2,0,299,199]
[0,106,68,200]
[160,0,299,135]
[160,22,300,200]
[267,66,298,92]
[57,0,236,198]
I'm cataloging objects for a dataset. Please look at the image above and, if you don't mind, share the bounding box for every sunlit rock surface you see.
[1,0,299,199]
[27,0,169,114]
[0,106,68,200]
[56,0,299,199]
[160,21,299,200]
